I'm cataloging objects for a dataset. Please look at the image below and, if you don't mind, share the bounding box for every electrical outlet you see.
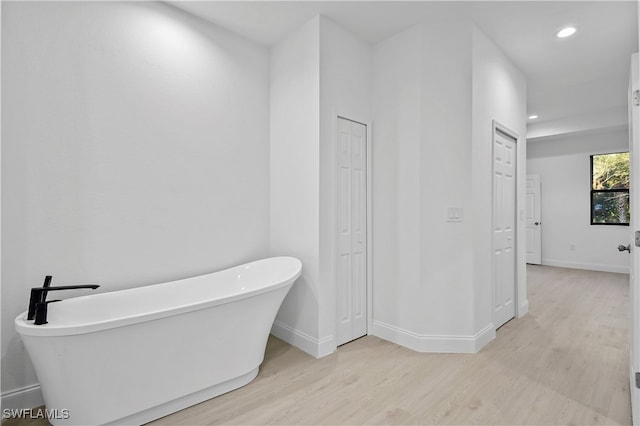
[569,243,576,251]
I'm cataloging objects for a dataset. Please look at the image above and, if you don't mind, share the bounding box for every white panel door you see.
[526,175,542,265]
[493,126,517,329]
[337,117,367,346]
[629,52,639,426]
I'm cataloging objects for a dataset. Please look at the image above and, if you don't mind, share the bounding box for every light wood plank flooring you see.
[4,265,631,425]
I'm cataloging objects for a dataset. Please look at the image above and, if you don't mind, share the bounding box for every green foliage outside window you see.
[591,152,630,225]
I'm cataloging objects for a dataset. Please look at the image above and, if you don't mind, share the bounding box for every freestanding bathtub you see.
[15,256,301,425]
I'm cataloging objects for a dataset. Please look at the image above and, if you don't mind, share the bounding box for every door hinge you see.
[636,372,640,389]
[636,230,640,247]
[634,90,640,107]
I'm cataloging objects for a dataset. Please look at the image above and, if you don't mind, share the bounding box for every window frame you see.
[590,152,630,226]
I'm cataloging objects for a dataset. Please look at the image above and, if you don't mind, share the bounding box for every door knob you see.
[534,222,540,226]
[617,244,631,253]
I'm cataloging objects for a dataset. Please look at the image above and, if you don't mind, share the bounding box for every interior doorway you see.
[336,117,368,346]
[493,121,518,329]
[526,174,542,265]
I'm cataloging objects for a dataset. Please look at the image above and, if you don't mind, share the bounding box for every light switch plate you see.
[447,207,463,222]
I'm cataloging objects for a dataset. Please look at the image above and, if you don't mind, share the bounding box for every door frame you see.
[332,113,373,348]
[491,120,522,328]
[629,52,639,426]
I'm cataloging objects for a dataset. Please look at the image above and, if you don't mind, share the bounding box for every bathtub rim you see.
[15,256,301,338]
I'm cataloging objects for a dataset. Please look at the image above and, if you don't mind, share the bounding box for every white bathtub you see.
[15,256,301,425]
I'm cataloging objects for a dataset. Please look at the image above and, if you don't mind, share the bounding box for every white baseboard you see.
[473,324,496,352]
[372,320,495,353]
[270,320,334,359]
[541,258,629,274]
[518,299,529,318]
[1,384,43,411]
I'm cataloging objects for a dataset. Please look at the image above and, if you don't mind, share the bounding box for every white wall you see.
[269,17,322,354]
[371,19,526,352]
[527,128,630,273]
[371,24,425,347]
[270,16,372,357]
[471,27,528,334]
[318,17,371,348]
[2,1,270,407]
[419,21,475,339]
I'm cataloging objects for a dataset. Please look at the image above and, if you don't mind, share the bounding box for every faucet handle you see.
[27,288,45,320]
[27,276,53,320]
[34,300,61,325]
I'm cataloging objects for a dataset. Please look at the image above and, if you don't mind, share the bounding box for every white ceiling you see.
[169,1,638,137]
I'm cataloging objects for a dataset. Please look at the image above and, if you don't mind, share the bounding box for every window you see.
[590,152,630,225]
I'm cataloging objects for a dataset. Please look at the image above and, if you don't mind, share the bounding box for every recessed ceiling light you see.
[529,115,539,120]
[556,27,576,38]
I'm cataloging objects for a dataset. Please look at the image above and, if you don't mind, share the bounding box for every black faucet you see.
[27,275,100,325]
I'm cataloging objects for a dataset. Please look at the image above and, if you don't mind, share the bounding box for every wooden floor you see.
[5,265,632,425]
